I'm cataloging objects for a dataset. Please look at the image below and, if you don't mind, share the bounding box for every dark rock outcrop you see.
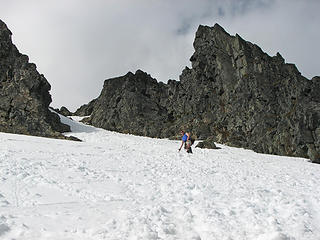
[83,70,170,137]
[0,20,70,138]
[54,106,73,117]
[195,138,218,149]
[76,24,320,163]
[74,99,96,116]
[182,24,320,163]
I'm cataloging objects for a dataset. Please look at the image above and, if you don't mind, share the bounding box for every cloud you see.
[0,0,319,111]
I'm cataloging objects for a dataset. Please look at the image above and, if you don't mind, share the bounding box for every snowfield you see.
[0,115,319,240]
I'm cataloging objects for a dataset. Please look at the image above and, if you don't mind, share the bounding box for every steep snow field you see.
[0,115,319,240]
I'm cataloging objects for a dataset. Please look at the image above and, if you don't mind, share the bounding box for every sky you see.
[1,0,319,111]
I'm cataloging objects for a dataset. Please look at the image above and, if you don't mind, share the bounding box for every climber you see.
[178,130,193,153]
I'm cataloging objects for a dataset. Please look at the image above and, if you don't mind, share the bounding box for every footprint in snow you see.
[0,224,10,237]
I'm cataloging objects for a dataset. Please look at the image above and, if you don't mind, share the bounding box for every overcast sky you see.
[1,0,319,111]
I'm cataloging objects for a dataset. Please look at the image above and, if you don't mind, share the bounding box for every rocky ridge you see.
[0,20,70,138]
[78,24,319,163]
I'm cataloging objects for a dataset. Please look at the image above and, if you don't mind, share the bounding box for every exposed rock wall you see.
[52,106,73,117]
[76,24,320,163]
[86,70,170,137]
[179,25,320,162]
[0,20,70,138]
[74,99,97,117]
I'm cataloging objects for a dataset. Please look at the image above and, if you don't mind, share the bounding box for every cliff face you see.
[178,25,320,162]
[85,70,170,137]
[0,20,70,137]
[77,24,320,163]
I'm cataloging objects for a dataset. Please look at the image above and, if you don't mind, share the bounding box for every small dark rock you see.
[66,135,82,142]
[59,106,73,117]
[196,138,218,149]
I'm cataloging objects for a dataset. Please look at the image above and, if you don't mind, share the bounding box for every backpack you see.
[190,136,195,145]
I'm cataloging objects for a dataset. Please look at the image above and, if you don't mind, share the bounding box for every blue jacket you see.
[182,133,188,142]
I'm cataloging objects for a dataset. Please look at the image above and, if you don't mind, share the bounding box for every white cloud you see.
[0,0,319,111]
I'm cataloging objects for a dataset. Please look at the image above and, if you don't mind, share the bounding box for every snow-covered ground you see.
[0,115,319,240]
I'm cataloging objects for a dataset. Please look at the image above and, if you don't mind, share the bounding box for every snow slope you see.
[0,115,319,240]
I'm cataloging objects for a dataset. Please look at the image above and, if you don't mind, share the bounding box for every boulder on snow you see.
[196,138,218,149]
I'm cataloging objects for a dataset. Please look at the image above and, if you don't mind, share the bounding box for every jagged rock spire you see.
[0,19,70,138]
[74,23,319,163]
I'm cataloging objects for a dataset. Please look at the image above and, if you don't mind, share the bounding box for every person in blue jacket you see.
[178,130,192,153]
